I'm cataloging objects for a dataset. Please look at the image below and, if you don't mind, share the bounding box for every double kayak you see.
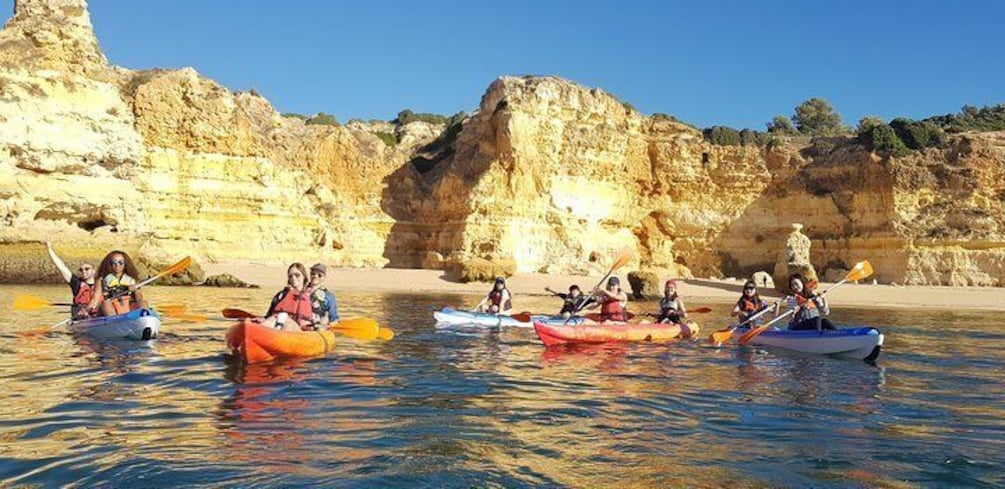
[737,326,883,361]
[69,307,161,341]
[226,319,336,364]
[534,321,701,347]
[434,307,585,328]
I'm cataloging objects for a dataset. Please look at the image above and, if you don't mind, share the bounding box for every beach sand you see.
[204,259,1005,311]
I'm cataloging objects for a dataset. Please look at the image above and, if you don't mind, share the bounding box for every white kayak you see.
[433,307,585,328]
[69,308,162,341]
[739,326,883,361]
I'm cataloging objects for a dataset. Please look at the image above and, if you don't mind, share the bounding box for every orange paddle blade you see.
[609,248,633,272]
[846,261,874,282]
[170,313,209,322]
[222,308,256,319]
[158,304,188,315]
[377,327,395,340]
[709,328,735,345]
[331,317,379,341]
[738,325,768,345]
[510,312,534,323]
[690,307,712,314]
[164,256,193,277]
[13,295,52,311]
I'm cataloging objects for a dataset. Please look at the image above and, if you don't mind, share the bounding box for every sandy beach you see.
[204,259,1005,312]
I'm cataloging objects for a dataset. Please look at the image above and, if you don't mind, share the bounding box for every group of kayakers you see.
[48,243,834,333]
[475,273,835,331]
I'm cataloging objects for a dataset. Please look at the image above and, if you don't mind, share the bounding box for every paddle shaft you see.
[739,276,851,345]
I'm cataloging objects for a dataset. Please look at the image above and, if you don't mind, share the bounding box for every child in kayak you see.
[45,241,97,318]
[306,263,340,329]
[776,273,836,331]
[732,280,768,325]
[87,250,148,317]
[262,263,315,332]
[475,277,512,316]
[545,284,595,318]
[587,276,628,322]
[656,279,687,324]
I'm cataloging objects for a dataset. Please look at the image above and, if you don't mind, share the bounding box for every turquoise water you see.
[0,285,1002,488]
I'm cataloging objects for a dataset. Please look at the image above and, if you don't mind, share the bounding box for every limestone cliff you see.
[1,0,1003,287]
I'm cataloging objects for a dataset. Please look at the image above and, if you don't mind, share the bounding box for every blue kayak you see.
[738,325,883,361]
[433,307,584,328]
[69,308,162,341]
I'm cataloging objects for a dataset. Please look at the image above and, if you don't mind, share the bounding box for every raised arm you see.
[45,241,73,284]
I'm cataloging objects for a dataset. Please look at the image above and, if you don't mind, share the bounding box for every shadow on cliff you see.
[379,110,502,271]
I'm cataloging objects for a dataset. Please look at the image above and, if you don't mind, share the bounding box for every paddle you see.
[221,308,393,341]
[566,248,633,324]
[46,257,193,330]
[709,302,778,345]
[14,294,188,315]
[738,261,874,345]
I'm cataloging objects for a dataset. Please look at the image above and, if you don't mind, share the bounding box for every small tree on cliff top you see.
[766,115,796,134]
[793,98,845,136]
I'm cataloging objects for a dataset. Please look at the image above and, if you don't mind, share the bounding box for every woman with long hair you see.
[777,273,836,331]
[261,263,315,332]
[88,250,147,316]
[732,280,768,325]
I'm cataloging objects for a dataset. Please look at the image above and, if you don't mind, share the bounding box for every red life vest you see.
[489,289,512,311]
[737,297,759,312]
[794,292,818,309]
[600,296,626,322]
[73,281,94,307]
[273,288,314,328]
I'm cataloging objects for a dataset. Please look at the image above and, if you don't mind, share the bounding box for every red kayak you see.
[226,319,336,363]
[533,321,701,347]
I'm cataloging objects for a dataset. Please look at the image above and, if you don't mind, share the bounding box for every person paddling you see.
[306,263,340,329]
[475,277,513,316]
[587,276,628,322]
[775,273,835,331]
[87,251,148,317]
[262,263,315,332]
[545,284,595,318]
[45,241,97,319]
[732,280,768,325]
[656,279,687,324]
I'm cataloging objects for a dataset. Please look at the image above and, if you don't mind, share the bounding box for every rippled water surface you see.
[1,285,1003,488]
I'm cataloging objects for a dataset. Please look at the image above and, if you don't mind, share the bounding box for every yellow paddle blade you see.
[609,248,633,272]
[164,256,193,276]
[13,295,51,311]
[377,327,395,340]
[709,328,734,345]
[158,304,188,315]
[846,260,874,282]
[170,313,208,322]
[331,317,379,341]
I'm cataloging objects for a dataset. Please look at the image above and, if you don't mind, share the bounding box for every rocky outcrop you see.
[773,223,818,291]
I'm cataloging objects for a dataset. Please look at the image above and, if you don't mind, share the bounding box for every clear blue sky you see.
[3,0,1003,129]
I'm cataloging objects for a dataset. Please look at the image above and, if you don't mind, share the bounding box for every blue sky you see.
[3,0,1003,129]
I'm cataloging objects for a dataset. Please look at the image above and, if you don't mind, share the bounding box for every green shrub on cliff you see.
[282,112,308,121]
[766,115,796,134]
[890,118,946,150]
[703,126,742,146]
[394,109,450,126]
[858,122,910,157]
[651,113,699,129]
[925,104,1005,132]
[306,112,339,126]
[375,131,398,147]
[793,98,845,136]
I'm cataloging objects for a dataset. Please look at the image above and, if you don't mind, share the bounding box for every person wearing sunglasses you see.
[656,279,687,324]
[45,241,97,318]
[88,250,148,316]
[305,263,339,329]
[262,262,315,331]
[732,280,768,325]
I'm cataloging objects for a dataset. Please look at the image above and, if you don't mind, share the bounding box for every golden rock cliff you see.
[1,0,1002,286]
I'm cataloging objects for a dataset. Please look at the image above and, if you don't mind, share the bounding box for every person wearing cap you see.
[545,284,595,318]
[475,276,512,315]
[306,263,340,329]
[588,276,628,322]
[656,279,687,324]
[45,241,98,318]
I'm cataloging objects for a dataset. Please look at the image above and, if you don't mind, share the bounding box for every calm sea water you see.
[0,284,1002,488]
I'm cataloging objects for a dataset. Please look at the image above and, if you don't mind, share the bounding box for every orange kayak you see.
[533,321,700,347]
[226,319,336,363]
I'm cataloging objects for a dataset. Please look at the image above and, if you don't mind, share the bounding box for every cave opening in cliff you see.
[78,219,113,232]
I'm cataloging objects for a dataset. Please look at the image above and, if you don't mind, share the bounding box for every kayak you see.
[69,307,161,341]
[434,307,585,328]
[738,326,883,361]
[226,319,336,363]
[533,321,701,347]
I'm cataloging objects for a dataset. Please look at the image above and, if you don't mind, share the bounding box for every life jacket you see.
[658,296,683,323]
[560,295,584,314]
[791,292,821,323]
[489,288,512,311]
[273,287,315,329]
[72,281,96,316]
[600,295,626,322]
[103,274,136,314]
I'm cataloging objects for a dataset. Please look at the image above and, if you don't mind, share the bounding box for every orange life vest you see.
[489,289,512,311]
[273,288,314,329]
[73,282,94,308]
[737,297,759,312]
[600,296,626,322]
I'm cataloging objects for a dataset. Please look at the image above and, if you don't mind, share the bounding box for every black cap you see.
[608,276,620,286]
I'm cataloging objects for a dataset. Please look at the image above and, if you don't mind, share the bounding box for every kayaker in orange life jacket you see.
[262,262,315,332]
[475,276,512,315]
[732,280,768,325]
[656,279,688,324]
[87,250,148,317]
[587,276,629,322]
[775,273,836,331]
[45,241,97,319]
